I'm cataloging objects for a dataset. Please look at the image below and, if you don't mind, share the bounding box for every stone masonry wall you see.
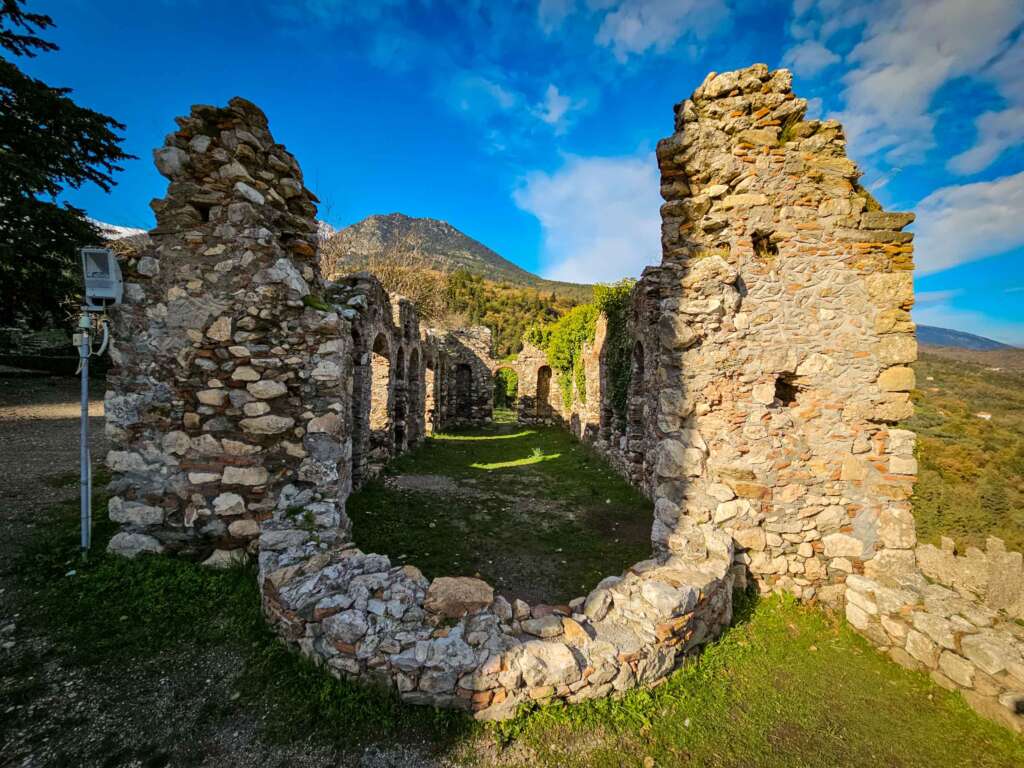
[651,64,916,599]
[648,64,1022,731]
[330,272,426,487]
[105,98,353,563]
[434,326,495,427]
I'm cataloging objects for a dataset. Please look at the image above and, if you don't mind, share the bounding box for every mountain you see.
[917,325,1014,351]
[320,213,592,301]
[88,218,147,240]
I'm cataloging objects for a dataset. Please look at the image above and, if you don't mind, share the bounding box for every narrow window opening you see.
[194,202,213,223]
[775,374,800,406]
[752,231,778,260]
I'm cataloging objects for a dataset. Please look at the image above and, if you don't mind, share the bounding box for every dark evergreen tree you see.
[0,0,133,326]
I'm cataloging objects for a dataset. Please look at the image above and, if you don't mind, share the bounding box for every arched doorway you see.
[408,347,422,444]
[455,363,473,419]
[536,365,552,418]
[369,333,392,445]
[424,354,437,435]
[493,367,518,421]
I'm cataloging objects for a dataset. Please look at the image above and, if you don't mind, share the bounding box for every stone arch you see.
[423,352,437,436]
[455,363,473,419]
[492,366,518,413]
[369,333,392,443]
[408,347,422,444]
[536,365,552,418]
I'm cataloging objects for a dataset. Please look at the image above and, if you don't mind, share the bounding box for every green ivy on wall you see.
[594,279,636,422]
[524,280,635,412]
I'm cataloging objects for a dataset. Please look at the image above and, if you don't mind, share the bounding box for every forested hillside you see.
[908,352,1024,552]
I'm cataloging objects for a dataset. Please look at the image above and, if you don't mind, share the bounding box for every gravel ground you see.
[0,372,481,768]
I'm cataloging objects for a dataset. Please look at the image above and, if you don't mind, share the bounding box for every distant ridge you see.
[320,213,592,301]
[917,325,1014,351]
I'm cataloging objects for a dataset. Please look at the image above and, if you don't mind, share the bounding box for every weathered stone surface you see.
[521,616,564,638]
[239,415,295,434]
[107,532,164,558]
[247,380,288,399]
[424,577,494,618]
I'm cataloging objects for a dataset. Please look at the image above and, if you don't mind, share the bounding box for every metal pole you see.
[79,312,91,557]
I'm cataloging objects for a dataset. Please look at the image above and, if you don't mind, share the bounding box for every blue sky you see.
[22,0,1024,344]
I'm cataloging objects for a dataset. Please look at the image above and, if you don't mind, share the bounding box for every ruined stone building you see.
[104,68,1023,731]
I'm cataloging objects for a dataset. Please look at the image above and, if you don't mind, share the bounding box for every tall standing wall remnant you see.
[104,98,355,562]
[648,65,1022,732]
[649,64,917,599]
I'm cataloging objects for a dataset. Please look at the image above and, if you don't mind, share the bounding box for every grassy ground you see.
[3,397,1023,764]
[907,353,1024,551]
[347,410,652,604]
[5,492,1023,765]
[479,592,1024,768]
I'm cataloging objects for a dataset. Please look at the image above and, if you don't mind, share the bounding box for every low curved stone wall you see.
[261,518,733,718]
[845,536,1024,733]
[105,94,737,721]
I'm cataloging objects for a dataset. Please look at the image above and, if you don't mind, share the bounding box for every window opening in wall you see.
[752,230,778,260]
[774,373,800,406]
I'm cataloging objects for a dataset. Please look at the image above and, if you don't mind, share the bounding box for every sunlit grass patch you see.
[471,450,561,470]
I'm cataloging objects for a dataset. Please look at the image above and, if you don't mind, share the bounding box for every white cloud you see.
[782,39,839,77]
[538,0,577,33]
[788,0,1024,169]
[513,153,662,282]
[948,106,1024,175]
[446,72,521,117]
[534,84,585,134]
[915,289,962,305]
[594,0,732,61]
[948,36,1024,175]
[913,171,1024,275]
[912,303,1024,347]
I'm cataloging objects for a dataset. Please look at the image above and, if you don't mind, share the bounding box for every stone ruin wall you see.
[104,72,1022,730]
[104,98,354,563]
[432,326,496,426]
[332,272,427,488]
[105,96,736,721]
[645,64,1022,731]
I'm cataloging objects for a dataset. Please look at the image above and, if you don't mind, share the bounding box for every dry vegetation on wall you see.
[908,353,1024,552]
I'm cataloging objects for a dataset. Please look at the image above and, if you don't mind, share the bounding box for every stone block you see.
[905,629,939,668]
[938,651,976,688]
[424,577,493,618]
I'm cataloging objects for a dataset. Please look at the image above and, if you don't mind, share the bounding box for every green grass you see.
[13,485,469,751]
[474,593,1024,767]
[347,421,653,603]
[907,354,1024,551]
[8,472,1023,764]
